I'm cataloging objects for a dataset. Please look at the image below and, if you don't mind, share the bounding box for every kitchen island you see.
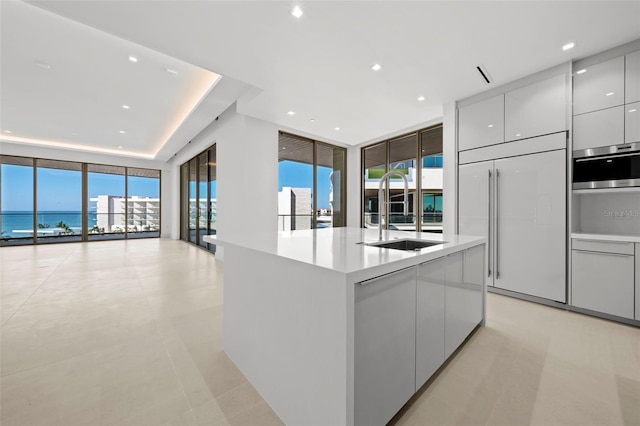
[204,228,486,426]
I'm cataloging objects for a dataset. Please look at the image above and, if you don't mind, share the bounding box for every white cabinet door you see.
[572,250,634,319]
[458,94,505,151]
[626,50,640,104]
[636,244,639,321]
[625,102,640,144]
[444,252,464,358]
[442,249,483,359]
[573,106,625,151]
[494,149,566,302]
[458,160,493,285]
[354,267,416,426]
[573,56,625,115]
[416,258,445,391]
[505,74,568,141]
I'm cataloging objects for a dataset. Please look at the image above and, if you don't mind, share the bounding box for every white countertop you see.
[571,233,640,243]
[205,228,485,282]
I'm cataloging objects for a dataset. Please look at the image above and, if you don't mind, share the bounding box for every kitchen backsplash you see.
[576,192,640,235]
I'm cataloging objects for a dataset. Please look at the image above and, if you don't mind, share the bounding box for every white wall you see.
[442,102,457,235]
[346,145,361,227]
[168,105,279,259]
[0,141,173,237]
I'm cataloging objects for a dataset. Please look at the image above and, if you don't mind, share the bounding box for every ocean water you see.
[1,211,97,237]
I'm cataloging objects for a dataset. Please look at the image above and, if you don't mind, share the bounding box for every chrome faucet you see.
[377,171,409,241]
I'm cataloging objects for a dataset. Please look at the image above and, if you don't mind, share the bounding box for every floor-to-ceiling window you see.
[180,144,216,253]
[36,159,83,244]
[361,124,443,233]
[0,155,161,246]
[88,164,126,241]
[0,155,34,245]
[278,132,346,230]
[126,168,161,239]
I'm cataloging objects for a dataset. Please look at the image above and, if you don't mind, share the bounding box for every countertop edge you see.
[571,233,640,243]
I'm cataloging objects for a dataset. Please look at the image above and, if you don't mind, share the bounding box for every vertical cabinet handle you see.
[495,169,500,279]
[487,169,492,277]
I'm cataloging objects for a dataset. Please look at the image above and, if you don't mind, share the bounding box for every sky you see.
[1,165,159,211]
[278,161,333,209]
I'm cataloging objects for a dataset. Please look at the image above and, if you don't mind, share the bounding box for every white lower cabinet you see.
[571,246,635,319]
[636,243,640,321]
[355,246,485,425]
[416,257,445,390]
[354,267,416,426]
[445,245,485,358]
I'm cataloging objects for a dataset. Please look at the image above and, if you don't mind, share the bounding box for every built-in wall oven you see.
[573,142,640,189]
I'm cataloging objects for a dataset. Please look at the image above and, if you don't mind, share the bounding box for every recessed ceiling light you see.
[629,109,637,113]
[122,105,130,110]
[516,133,521,137]
[605,92,615,96]
[287,111,296,116]
[71,132,78,135]
[487,124,494,128]
[117,145,124,149]
[165,68,178,76]
[334,127,340,131]
[417,96,425,102]
[119,130,126,134]
[4,130,12,134]
[310,118,315,122]
[128,56,138,63]
[576,69,587,75]
[562,42,575,51]
[290,6,303,18]
[371,64,382,71]
[34,60,51,70]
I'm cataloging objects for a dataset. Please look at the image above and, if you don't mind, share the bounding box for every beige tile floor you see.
[1,238,639,425]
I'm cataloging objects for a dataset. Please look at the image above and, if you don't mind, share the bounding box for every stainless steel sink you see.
[364,239,444,252]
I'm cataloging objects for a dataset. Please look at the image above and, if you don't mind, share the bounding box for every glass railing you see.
[1,210,160,244]
[278,214,314,231]
[1,212,35,245]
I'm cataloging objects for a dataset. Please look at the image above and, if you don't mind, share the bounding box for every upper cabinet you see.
[626,50,640,104]
[573,56,625,115]
[505,74,568,141]
[625,101,640,143]
[458,94,504,151]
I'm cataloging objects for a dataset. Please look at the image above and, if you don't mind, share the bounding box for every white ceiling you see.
[2,1,640,161]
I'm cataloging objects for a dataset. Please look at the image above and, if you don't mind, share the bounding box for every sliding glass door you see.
[180,144,216,253]
[0,156,34,245]
[278,132,347,230]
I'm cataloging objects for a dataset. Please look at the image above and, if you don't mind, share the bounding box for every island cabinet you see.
[354,267,417,426]
[210,229,485,426]
[415,257,445,390]
[355,246,484,425]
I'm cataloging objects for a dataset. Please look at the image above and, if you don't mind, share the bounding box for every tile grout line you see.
[135,244,199,422]
[2,245,79,327]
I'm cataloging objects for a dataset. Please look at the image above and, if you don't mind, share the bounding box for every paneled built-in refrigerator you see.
[458,133,567,303]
